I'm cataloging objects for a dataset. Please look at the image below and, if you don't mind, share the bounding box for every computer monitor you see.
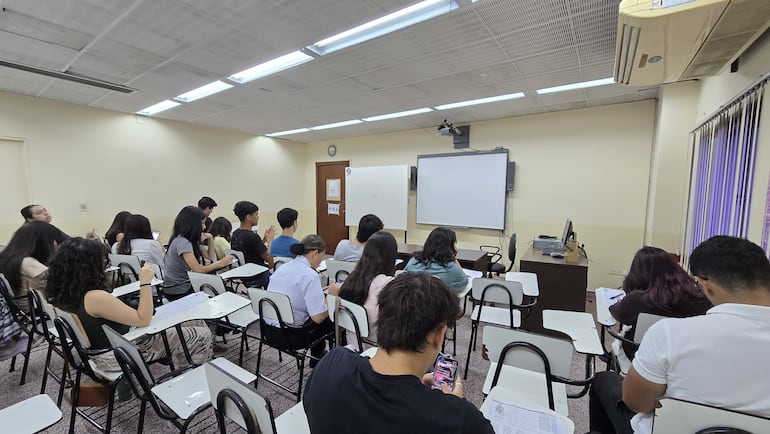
[561,218,574,246]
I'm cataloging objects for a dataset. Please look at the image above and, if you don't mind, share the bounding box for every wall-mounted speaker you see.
[506,161,516,191]
[410,166,417,190]
[453,125,470,149]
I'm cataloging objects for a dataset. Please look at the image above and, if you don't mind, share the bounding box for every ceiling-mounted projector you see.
[438,119,461,136]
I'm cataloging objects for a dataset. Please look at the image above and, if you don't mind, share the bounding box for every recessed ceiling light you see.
[306,0,457,56]
[174,80,233,103]
[434,92,525,110]
[310,119,363,130]
[535,77,615,95]
[362,108,433,122]
[228,51,313,84]
[136,100,181,116]
[265,128,312,137]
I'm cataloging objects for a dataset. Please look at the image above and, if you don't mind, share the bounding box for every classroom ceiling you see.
[0,0,659,142]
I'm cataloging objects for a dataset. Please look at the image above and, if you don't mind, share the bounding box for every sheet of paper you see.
[153,292,209,321]
[463,268,484,279]
[486,398,568,434]
[599,287,626,307]
[328,203,340,215]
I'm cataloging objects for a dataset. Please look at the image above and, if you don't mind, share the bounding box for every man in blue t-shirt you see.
[270,207,300,258]
[303,272,494,434]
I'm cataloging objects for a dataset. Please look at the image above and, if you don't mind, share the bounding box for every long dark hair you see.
[208,217,232,242]
[0,221,64,291]
[47,237,109,310]
[168,206,205,258]
[622,246,705,308]
[414,227,456,267]
[104,211,131,245]
[339,231,397,306]
[117,214,153,255]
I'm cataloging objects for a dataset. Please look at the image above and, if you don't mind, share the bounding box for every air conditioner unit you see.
[615,0,770,86]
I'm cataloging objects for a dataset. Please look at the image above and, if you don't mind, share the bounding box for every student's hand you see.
[139,264,155,286]
[85,229,97,240]
[422,373,464,398]
[221,255,235,265]
[263,225,277,243]
[326,283,340,295]
[201,232,213,242]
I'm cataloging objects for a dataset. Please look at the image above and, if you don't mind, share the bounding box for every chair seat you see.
[471,306,521,328]
[88,361,123,382]
[151,357,256,419]
[275,402,310,434]
[224,306,260,328]
[482,363,569,416]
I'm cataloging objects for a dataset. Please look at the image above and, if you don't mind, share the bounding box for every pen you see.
[609,294,624,300]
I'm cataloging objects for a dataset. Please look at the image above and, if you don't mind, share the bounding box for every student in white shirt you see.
[589,235,770,434]
[113,214,165,270]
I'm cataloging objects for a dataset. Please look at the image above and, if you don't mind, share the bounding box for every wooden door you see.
[316,161,349,254]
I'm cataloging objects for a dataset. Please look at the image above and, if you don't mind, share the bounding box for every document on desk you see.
[464,268,484,279]
[486,398,568,434]
[598,287,625,307]
[153,292,209,321]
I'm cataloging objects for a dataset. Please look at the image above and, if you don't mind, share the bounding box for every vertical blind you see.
[684,80,766,261]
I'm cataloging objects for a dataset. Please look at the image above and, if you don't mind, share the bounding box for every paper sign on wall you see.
[328,203,340,215]
[326,179,341,201]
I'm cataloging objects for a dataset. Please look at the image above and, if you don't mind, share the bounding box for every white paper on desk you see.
[598,287,625,307]
[153,292,208,321]
[487,399,568,434]
[464,268,483,279]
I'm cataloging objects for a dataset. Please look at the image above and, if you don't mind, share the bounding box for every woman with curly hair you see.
[404,227,468,293]
[47,237,212,370]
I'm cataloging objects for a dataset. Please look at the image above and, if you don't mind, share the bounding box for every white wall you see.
[304,101,657,290]
[0,91,311,243]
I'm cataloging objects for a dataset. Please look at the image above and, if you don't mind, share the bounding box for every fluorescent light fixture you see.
[0,59,137,93]
[307,0,457,55]
[536,77,615,94]
[310,119,363,130]
[265,128,311,137]
[228,51,313,84]
[362,107,433,122]
[434,92,525,110]
[136,100,181,116]
[174,80,233,103]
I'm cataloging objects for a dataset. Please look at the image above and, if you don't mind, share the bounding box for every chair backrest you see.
[28,289,54,339]
[148,262,163,280]
[205,362,277,434]
[633,312,667,343]
[248,288,294,325]
[273,256,293,270]
[225,249,245,266]
[53,311,98,379]
[102,324,155,388]
[483,326,573,378]
[327,294,370,340]
[0,273,26,325]
[325,260,357,284]
[507,233,517,262]
[471,278,524,306]
[654,398,770,433]
[188,271,226,297]
[53,307,92,348]
[109,253,142,282]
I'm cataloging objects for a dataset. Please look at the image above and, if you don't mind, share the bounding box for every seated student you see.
[113,214,165,268]
[198,196,217,232]
[404,227,468,293]
[264,235,333,364]
[333,231,397,345]
[163,206,234,301]
[208,217,233,261]
[230,201,276,288]
[270,208,300,258]
[47,237,212,370]
[589,236,770,434]
[333,214,383,262]
[304,272,494,434]
[104,211,131,246]
[610,246,710,366]
[0,221,64,313]
[20,204,95,240]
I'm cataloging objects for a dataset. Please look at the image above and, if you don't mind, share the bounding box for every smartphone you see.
[431,354,459,391]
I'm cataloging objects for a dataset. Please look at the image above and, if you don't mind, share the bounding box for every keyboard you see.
[542,247,567,255]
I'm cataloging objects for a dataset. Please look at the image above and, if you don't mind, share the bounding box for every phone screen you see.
[431,354,459,391]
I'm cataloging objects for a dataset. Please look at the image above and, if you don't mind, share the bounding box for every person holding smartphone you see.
[303,272,493,433]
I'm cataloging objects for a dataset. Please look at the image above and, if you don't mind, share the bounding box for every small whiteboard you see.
[345,165,408,231]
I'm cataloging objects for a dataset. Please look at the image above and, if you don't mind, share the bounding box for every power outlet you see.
[80,202,88,212]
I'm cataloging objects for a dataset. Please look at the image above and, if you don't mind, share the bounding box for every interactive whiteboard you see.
[345,165,408,231]
[416,150,508,230]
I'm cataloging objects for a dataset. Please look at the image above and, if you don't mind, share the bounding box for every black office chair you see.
[481,233,517,277]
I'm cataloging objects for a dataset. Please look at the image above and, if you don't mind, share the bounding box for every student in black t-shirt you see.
[303,272,494,434]
[230,201,276,288]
